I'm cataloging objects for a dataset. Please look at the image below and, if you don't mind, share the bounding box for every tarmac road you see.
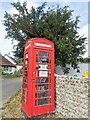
[1,77,22,104]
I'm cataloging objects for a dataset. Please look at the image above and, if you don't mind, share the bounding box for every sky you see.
[0,0,89,58]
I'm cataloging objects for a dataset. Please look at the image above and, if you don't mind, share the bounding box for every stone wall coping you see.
[55,74,89,80]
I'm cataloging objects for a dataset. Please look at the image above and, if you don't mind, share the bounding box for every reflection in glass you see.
[37,84,48,90]
[25,59,28,64]
[36,64,39,69]
[38,92,48,98]
[36,51,48,57]
[24,84,27,88]
[24,77,28,82]
[36,52,39,56]
[24,97,27,103]
[38,98,48,105]
[36,58,48,63]
[36,78,48,83]
[24,90,27,97]
[25,65,28,70]
[24,71,28,76]
[39,52,48,57]
[26,53,28,59]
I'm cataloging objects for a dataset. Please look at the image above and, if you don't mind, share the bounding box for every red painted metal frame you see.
[21,38,54,117]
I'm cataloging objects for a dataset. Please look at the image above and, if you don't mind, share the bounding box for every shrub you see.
[2,68,22,79]
[0,66,4,76]
[13,69,22,77]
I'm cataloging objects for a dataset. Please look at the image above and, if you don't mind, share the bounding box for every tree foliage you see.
[79,57,90,63]
[3,2,86,73]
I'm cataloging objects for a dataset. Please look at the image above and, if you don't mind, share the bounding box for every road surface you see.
[1,77,22,104]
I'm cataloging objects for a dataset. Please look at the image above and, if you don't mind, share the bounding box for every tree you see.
[3,2,86,73]
[79,57,90,63]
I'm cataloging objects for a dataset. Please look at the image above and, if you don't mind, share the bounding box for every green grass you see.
[2,89,24,118]
[2,89,56,118]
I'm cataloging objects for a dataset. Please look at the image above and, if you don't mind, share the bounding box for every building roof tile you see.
[0,54,16,67]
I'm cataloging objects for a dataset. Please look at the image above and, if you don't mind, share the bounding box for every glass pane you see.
[38,98,48,105]
[25,59,28,64]
[24,90,27,97]
[36,52,39,56]
[26,53,28,59]
[24,84,27,88]
[36,64,39,69]
[36,78,48,83]
[36,58,48,63]
[8,67,12,72]
[24,77,28,82]
[24,71,28,76]
[39,52,48,57]
[48,71,51,76]
[25,65,28,70]
[24,97,27,103]
[37,84,48,90]
[38,92,48,98]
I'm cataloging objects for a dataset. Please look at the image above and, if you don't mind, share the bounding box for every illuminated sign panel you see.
[34,42,51,48]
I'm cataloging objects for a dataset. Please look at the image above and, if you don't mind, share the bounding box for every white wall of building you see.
[11,67,16,73]
[3,66,16,74]
[16,65,22,71]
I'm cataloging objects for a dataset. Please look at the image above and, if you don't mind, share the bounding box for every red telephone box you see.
[21,38,54,117]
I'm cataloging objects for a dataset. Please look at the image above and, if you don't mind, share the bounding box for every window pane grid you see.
[22,53,28,104]
[35,51,51,106]
[35,96,49,100]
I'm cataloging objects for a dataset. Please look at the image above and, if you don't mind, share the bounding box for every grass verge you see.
[1,89,57,119]
[2,89,24,118]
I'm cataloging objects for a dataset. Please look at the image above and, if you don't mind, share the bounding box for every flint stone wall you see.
[55,74,88,118]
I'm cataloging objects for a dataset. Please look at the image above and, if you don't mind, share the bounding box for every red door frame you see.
[32,48,54,116]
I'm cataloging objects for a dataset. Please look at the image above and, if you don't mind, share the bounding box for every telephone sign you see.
[21,38,55,117]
